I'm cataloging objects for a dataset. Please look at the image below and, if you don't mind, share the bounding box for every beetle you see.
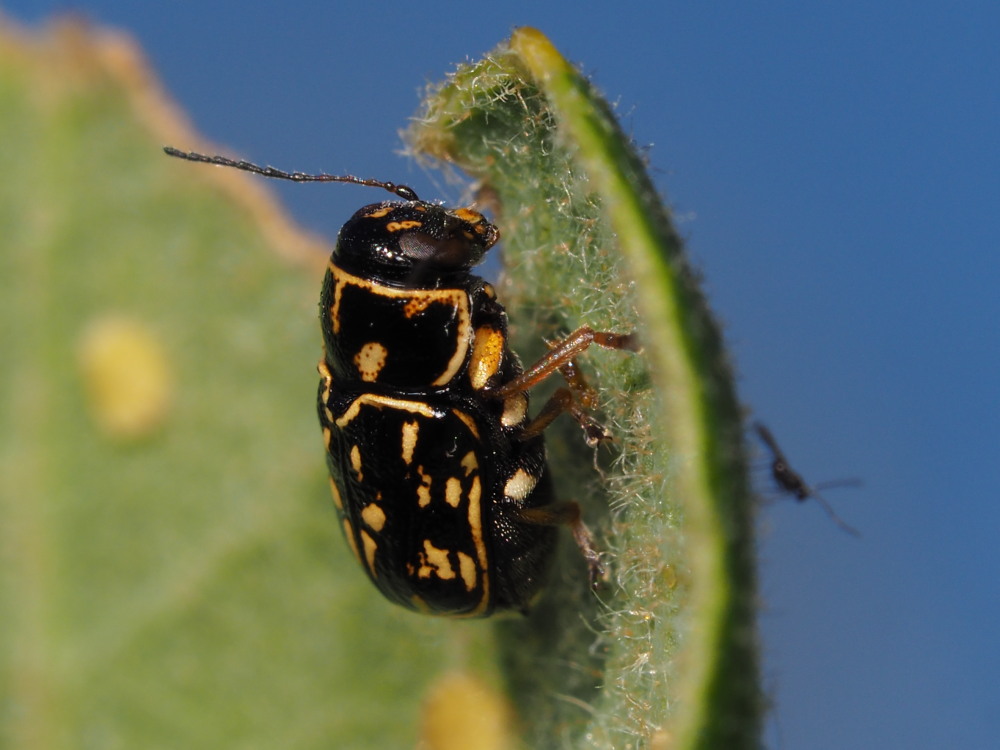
[164,147,637,616]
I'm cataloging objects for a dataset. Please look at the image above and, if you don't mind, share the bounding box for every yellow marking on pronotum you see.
[457,551,477,592]
[329,265,470,386]
[401,420,419,465]
[364,207,392,218]
[460,451,478,477]
[361,531,378,574]
[504,468,538,501]
[451,207,486,225]
[452,409,480,439]
[361,503,386,532]
[353,341,388,382]
[322,426,332,449]
[386,220,422,232]
[350,445,363,479]
[445,477,462,508]
[335,392,438,428]
[468,325,505,390]
[329,477,343,511]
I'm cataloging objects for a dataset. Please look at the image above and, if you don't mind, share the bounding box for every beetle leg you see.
[515,501,604,585]
[489,326,638,398]
[491,326,637,444]
[519,387,610,447]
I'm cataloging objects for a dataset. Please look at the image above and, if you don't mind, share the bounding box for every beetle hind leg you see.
[515,501,604,585]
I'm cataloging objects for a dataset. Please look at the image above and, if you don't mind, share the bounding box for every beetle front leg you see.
[491,326,638,399]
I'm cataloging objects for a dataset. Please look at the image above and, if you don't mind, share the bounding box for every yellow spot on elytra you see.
[420,672,513,750]
[452,409,480,439]
[504,468,537,501]
[416,465,432,507]
[342,519,361,566]
[445,477,462,508]
[77,316,172,439]
[469,476,481,509]
[322,426,332,449]
[365,207,392,218]
[335,392,437,428]
[329,477,343,511]
[361,503,386,532]
[417,539,455,580]
[402,420,419,465]
[386,220,422,232]
[467,477,489,614]
[457,552,477,592]
[350,445,363,479]
[361,531,377,574]
[460,452,478,477]
[353,341,388,382]
[468,325,505,390]
[500,393,528,427]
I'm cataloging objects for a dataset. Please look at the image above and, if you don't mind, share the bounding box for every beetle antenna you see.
[163,147,420,201]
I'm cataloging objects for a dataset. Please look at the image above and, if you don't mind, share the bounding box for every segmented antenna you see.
[753,421,861,537]
[163,147,420,201]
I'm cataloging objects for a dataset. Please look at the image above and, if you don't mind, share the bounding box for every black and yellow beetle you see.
[165,147,636,617]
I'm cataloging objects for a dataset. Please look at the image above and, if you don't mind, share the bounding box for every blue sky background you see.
[9,2,999,747]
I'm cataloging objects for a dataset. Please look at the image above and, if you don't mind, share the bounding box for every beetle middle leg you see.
[491,325,638,445]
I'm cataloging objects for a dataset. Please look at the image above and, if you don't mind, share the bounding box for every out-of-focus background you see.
[6,3,998,747]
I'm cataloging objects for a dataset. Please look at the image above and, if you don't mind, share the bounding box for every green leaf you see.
[0,18,503,750]
[408,28,761,749]
[1,19,760,750]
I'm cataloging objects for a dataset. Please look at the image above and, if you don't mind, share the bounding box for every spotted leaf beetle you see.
[165,147,637,616]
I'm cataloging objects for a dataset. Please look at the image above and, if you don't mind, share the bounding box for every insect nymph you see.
[165,147,636,616]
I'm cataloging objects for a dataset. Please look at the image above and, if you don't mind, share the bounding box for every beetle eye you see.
[398,231,483,268]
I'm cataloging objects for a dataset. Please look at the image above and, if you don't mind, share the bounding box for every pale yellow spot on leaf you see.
[420,672,514,750]
[77,316,172,439]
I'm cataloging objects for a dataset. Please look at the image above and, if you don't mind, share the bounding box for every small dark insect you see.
[753,421,861,536]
